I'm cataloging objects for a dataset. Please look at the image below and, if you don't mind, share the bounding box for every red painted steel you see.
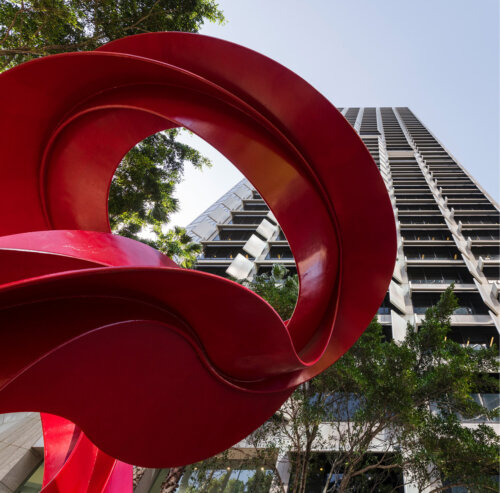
[0,33,396,489]
[41,413,132,491]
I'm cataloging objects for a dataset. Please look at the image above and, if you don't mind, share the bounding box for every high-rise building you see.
[2,107,499,492]
[190,107,499,344]
[182,106,500,492]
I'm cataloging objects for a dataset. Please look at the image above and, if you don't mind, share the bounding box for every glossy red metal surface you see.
[40,413,132,492]
[0,33,396,488]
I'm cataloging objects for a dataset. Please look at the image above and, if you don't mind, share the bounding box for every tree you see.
[155,269,498,492]
[0,0,224,70]
[244,271,499,493]
[241,263,299,320]
[1,0,224,262]
[313,294,499,493]
[109,130,208,263]
[170,458,274,493]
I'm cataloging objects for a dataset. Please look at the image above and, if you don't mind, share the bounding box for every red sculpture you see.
[0,33,396,489]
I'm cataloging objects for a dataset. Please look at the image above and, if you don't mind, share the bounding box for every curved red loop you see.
[0,33,396,486]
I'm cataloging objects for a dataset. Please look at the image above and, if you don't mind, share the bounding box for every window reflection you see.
[16,461,43,492]
[148,463,275,493]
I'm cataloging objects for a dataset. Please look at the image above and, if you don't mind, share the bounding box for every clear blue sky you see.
[169,0,499,227]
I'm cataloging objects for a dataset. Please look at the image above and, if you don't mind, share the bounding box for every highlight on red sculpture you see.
[0,33,396,490]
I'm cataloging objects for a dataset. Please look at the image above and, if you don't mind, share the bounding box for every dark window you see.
[215,229,256,241]
[401,216,445,224]
[382,325,393,342]
[412,292,489,315]
[344,107,360,126]
[276,229,287,241]
[404,247,461,260]
[230,214,267,224]
[398,204,440,211]
[407,267,473,284]
[243,202,269,211]
[401,230,452,241]
[297,451,403,493]
[266,246,293,260]
[462,230,500,240]
[448,326,499,349]
[203,246,253,260]
[378,293,391,314]
[452,203,497,211]
[483,266,500,281]
[455,215,500,224]
[471,247,500,261]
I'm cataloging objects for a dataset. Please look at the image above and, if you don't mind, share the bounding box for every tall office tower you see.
[181,107,500,490]
[190,107,499,349]
[2,108,499,492]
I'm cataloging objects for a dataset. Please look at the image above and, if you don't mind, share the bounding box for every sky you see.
[168,0,500,228]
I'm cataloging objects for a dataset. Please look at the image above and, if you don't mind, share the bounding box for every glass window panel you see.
[481,394,500,413]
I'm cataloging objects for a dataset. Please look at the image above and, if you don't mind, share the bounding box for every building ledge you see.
[415,313,494,325]
[255,259,296,266]
[196,259,232,265]
[469,240,500,245]
[202,240,246,246]
[377,314,391,324]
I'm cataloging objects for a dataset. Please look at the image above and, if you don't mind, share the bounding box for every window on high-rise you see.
[412,293,489,315]
[407,267,473,284]
[404,247,461,260]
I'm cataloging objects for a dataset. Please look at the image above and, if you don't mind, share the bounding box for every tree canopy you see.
[0,0,224,69]
[0,0,224,263]
[241,263,299,320]
[109,130,210,266]
[241,270,499,493]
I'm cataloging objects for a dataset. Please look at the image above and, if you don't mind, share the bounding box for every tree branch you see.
[123,0,163,31]
[0,0,25,44]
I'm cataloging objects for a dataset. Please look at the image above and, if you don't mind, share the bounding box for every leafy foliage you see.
[246,284,499,493]
[241,263,299,320]
[0,0,224,70]
[109,129,209,265]
[183,465,273,493]
[0,0,222,267]
[153,225,202,268]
